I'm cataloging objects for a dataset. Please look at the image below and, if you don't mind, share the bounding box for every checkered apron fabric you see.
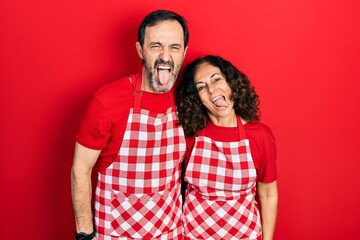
[95,75,186,240]
[183,117,262,240]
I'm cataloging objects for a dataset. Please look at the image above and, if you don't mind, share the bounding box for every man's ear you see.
[135,42,143,60]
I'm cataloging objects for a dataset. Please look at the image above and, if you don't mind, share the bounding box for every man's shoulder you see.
[93,75,135,102]
[96,76,133,95]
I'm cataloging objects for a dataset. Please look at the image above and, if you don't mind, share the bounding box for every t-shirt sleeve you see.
[76,96,112,150]
[255,125,277,183]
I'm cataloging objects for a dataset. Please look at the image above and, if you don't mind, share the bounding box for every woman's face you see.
[194,63,235,124]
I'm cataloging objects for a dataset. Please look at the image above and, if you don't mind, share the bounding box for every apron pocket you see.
[110,188,181,238]
[183,191,261,239]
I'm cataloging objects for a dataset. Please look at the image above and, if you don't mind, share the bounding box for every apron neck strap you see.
[167,89,175,107]
[236,116,246,140]
[130,73,142,110]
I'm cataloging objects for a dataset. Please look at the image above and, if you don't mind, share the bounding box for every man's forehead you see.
[144,20,184,44]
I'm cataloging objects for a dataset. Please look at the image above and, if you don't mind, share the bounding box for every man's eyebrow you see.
[149,42,162,45]
[170,43,182,47]
[149,42,182,47]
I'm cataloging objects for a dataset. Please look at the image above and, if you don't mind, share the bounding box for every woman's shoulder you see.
[244,121,275,142]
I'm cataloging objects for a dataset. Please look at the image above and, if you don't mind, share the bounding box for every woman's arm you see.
[257,180,278,240]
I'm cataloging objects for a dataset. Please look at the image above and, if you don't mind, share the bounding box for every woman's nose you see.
[208,83,215,93]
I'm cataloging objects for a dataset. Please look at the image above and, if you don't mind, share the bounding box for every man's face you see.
[136,20,187,93]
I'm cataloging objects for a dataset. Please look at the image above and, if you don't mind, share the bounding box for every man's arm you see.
[71,142,101,235]
[257,180,278,240]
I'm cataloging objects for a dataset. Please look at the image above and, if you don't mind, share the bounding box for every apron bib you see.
[95,74,186,240]
[183,117,262,240]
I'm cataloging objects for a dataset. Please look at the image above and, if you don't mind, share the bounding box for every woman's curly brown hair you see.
[176,55,260,136]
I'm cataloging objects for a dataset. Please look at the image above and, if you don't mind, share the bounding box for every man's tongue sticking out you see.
[158,68,170,85]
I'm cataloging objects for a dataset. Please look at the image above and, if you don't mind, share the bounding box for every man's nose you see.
[160,46,171,62]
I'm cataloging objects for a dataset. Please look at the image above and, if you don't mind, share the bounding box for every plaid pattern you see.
[96,224,182,240]
[183,123,261,239]
[95,105,186,239]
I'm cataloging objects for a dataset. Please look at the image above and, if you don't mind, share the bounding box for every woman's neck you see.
[208,113,237,127]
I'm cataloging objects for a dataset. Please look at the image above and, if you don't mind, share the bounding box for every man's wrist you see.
[75,228,96,240]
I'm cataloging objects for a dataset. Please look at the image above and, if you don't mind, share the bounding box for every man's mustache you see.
[154,59,174,69]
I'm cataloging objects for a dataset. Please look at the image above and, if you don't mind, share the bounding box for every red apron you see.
[94,74,186,239]
[183,117,262,240]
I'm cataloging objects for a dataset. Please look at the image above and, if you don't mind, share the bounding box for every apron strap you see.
[236,116,246,140]
[129,74,142,111]
[167,89,175,108]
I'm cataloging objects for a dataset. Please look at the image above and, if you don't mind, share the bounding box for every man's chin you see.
[154,84,171,93]
[152,78,175,92]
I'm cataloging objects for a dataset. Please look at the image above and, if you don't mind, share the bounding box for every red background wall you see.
[1,1,359,239]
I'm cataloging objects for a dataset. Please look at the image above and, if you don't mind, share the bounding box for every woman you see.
[176,55,278,240]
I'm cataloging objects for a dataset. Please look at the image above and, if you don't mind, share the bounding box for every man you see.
[71,10,189,240]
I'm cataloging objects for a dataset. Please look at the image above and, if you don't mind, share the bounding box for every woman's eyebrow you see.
[210,72,222,78]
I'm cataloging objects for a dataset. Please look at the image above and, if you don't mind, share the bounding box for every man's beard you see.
[144,58,180,93]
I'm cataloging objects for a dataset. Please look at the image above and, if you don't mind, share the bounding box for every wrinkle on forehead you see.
[144,20,184,47]
[194,64,222,83]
